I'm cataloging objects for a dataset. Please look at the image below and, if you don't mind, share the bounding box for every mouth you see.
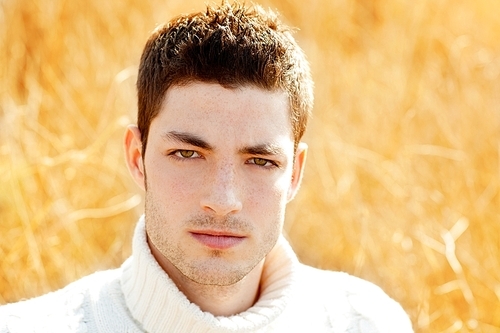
[189,231,246,250]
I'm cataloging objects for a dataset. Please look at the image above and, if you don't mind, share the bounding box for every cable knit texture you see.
[0,216,413,332]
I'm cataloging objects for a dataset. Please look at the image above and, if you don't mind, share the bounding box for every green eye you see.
[253,158,269,166]
[179,150,195,158]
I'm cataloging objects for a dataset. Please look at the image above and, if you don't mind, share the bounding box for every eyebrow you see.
[161,131,213,150]
[239,143,285,156]
[162,131,285,156]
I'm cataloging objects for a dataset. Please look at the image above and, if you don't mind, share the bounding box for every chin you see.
[181,259,260,286]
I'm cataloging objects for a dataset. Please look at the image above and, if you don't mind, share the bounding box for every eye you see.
[248,157,277,168]
[253,158,269,166]
[174,150,200,159]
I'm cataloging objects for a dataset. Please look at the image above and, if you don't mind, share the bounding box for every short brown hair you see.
[136,2,313,156]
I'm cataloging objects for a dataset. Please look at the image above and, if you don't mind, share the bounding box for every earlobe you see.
[287,142,307,202]
[124,125,146,191]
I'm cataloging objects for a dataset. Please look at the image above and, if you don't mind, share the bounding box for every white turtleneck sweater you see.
[0,217,413,332]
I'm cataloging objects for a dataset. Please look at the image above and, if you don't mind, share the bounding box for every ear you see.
[287,142,307,202]
[124,125,146,191]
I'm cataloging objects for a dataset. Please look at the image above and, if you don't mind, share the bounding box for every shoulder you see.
[297,264,414,333]
[0,269,121,333]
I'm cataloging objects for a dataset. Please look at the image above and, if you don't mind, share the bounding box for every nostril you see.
[200,162,243,215]
[201,191,243,216]
[201,181,242,216]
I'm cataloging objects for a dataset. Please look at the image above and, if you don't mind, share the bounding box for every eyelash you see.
[169,150,202,160]
[247,157,279,169]
[168,150,279,169]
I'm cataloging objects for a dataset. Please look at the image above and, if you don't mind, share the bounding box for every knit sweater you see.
[0,217,413,332]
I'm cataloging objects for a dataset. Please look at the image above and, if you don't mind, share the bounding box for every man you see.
[0,2,413,332]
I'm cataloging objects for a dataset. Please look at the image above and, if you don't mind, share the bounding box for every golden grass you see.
[1,0,499,332]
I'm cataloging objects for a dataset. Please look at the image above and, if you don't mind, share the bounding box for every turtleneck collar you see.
[120,215,299,333]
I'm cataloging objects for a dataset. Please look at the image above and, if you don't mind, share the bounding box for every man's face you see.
[126,82,306,286]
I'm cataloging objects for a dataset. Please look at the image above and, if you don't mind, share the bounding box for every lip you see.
[190,231,245,250]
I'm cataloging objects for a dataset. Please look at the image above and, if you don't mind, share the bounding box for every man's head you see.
[136,2,313,156]
[125,2,313,296]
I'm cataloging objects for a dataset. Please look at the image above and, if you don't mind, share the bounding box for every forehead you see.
[151,82,294,148]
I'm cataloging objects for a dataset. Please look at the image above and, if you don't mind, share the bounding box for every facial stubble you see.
[143,179,281,287]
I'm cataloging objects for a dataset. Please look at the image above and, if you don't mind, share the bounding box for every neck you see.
[148,239,264,316]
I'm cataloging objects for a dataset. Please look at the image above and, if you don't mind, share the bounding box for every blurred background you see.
[1,0,499,332]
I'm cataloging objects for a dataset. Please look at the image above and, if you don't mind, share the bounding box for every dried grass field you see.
[1,0,499,332]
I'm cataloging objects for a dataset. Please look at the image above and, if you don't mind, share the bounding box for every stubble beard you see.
[144,189,281,286]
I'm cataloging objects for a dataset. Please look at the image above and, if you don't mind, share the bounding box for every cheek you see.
[146,160,204,204]
[245,174,291,215]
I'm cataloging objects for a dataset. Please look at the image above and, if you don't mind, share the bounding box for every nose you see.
[200,162,243,216]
